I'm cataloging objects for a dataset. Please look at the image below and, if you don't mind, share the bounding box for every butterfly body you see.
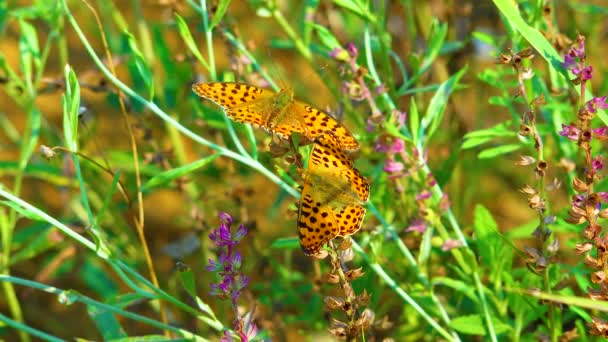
[297,133,369,255]
[192,82,360,150]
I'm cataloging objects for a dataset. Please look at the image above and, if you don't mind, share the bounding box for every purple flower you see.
[366,117,376,132]
[441,239,463,251]
[562,36,585,69]
[220,330,232,342]
[416,191,432,201]
[209,213,248,247]
[562,54,577,70]
[599,192,608,203]
[384,159,404,173]
[587,96,608,113]
[207,212,250,301]
[347,42,358,57]
[375,138,405,154]
[593,155,604,171]
[406,219,427,233]
[558,124,580,141]
[572,65,593,81]
[206,258,222,272]
[207,212,259,341]
[572,195,585,208]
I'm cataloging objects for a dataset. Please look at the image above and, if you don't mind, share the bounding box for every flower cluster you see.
[559,35,608,338]
[207,212,259,342]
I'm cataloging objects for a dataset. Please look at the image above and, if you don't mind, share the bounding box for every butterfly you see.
[297,132,370,255]
[192,82,360,150]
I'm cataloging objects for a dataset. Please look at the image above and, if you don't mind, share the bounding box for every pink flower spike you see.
[558,124,579,141]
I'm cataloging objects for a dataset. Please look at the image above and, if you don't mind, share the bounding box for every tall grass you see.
[0,0,607,341]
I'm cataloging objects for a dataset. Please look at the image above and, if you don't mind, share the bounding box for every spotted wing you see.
[297,133,369,255]
[290,100,360,151]
[192,82,306,138]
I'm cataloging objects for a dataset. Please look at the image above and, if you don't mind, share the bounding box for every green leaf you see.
[142,153,220,191]
[473,205,515,284]
[477,143,521,159]
[174,13,209,72]
[88,305,126,340]
[422,66,467,143]
[409,98,420,145]
[400,19,447,91]
[332,0,375,22]
[125,31,154,99]
[9,224,55,265]
[82,259,119,299]
[492,0,608,125]
[473,205,499,263]
[461,136,494,150]
[0,200,43,221]
[18,19,39,90]
[271,237,299,250]
[63,65,80,151]
[432,277,478,304]
[462,121,517,149]
[209,0,231,31]
[311,23,341,51]
[178,264,197,299]
[19,107,41,171]
[472,30,498,47]
[450,314,511,335]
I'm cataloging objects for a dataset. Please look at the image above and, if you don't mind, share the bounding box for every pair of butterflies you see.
[192,82,369,255]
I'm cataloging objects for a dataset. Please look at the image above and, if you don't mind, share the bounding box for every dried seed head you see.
[325,273,340,284]
[575,242,593,254]
[519,124,532,136]
[516,155,536,166]
[573,177,589,193]
[345,268,365,281]
[337,237,353,251]
[324,296,346,311]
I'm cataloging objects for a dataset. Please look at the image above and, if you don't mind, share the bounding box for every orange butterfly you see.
[297,132,369,255]
[192,82,360,150]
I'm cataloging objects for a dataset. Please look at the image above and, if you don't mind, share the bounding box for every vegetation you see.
[1,0,608,341]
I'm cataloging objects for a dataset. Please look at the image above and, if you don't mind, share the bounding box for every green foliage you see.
[0,0,608,341]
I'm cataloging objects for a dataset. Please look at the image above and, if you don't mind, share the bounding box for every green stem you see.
[0,275,209,341]
[62,1,298,199]
[351,241,456,341]
[271,6,312,61]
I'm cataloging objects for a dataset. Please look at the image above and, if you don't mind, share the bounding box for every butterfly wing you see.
[291,100,360,151]
[193,82,309,139]
[192,82,273,127]
[297,133,369,255]
[297,178,341,255]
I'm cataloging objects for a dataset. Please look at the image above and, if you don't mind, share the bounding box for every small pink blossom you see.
[587,96,608,113]
[592,155,604,171]
[384,159,404,173]
[441,239,463,251]
[416,191,432,201]
[559,124,579,141]
[406,220,427,233]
